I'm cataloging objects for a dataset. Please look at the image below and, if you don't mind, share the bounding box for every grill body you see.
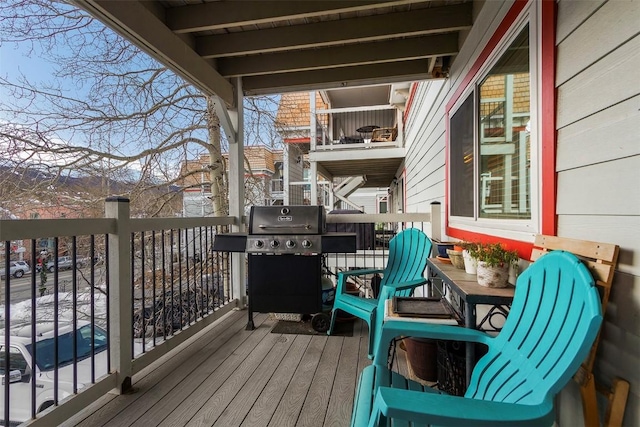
[212,205,356,329]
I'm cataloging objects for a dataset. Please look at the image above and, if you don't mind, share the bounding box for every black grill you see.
[213,205,356,329]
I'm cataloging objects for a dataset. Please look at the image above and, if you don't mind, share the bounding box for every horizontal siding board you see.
[557,35,640,128]
[556,0,639,85]
[557,215,640,276]
[609,273,640,334]
[601,320,640,367]
[557,95,640,171]
[556,156,640,215]
[556,0,606,43]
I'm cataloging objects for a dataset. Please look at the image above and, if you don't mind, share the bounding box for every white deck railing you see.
[0,200,440,426]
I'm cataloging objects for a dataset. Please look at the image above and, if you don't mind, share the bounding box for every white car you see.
[0,261,31,279]
[0,321,110,424]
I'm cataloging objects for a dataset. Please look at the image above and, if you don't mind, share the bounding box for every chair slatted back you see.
[372,228,431,351]
[466,251,603,405]
[377,228,431,299]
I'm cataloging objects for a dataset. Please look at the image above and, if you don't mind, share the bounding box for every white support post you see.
[309,91,318,206]
[104,197,133,393]
[430,201,442,243]
[310,161,318,206]
[229,78,246,309]
[310,91,317,151]
[283,146,290,205]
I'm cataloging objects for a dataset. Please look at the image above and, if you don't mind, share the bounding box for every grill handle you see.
[257,224,312,230]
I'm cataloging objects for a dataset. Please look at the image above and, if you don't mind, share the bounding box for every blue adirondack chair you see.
[352,250,603,427]
[327,227,432,358]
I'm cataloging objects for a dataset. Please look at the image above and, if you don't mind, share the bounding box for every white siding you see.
[404,0,640,424]
[555,1,640,424]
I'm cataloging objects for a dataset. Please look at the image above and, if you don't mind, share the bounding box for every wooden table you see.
[426,258,515,386]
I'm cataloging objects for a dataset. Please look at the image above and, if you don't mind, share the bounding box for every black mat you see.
[271,319,354,336]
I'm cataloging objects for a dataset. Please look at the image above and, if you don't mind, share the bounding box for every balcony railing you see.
[0,200,440,426]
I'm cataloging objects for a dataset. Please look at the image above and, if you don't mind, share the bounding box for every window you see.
[478,27,530,220]
[0,346,29,376]
[449,19,537,235]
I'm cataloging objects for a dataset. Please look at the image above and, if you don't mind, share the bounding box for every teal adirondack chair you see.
[352,250,603,427]
[327,227,432,358]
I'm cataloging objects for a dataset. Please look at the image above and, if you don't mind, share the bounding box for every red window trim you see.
[441,0,556,258]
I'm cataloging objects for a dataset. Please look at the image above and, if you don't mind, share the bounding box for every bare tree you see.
[0,0,282,219]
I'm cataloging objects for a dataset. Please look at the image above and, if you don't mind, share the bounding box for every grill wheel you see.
[311,312,330,333]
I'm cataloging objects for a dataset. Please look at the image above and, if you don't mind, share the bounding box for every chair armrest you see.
[338,268,385,278]
[370,387,554,427]
[336,269,385,295]
[373,319,494,364]
[389,278,427,291]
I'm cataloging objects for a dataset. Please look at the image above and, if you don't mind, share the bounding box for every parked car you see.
[44,256,86,273]
[0,261,31,279]
[0,321,109,424]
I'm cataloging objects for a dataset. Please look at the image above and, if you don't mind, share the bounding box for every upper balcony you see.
[278,85,410,191]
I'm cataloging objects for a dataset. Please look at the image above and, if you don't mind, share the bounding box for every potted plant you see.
[473,243,519,288]
[460,241,480,274]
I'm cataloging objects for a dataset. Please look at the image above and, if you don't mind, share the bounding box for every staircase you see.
[333,176,366,210]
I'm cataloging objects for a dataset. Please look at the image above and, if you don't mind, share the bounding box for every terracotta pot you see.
[476,261,509,288]
[404,338,438,381]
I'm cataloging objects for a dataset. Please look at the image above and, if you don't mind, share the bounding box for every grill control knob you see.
[286,240,296,249]
[254,240,265,249]
[302,240,312,249]
[270,240,280,248]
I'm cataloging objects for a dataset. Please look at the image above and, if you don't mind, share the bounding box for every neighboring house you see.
[276,91,399,212]
[179,146,283,216]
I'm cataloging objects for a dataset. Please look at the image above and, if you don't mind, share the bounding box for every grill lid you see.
[249,205,326,235]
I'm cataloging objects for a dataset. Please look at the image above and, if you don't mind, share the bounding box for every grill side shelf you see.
[212,233,247,252]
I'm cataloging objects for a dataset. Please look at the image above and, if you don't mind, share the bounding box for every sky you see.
[0,40,55,91]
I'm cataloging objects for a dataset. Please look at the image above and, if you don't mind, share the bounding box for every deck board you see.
[64,310,388,427]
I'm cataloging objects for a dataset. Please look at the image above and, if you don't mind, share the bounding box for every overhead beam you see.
[242,59,439,95]
[75,0,235,107]
[218,34,459,77]
[168,0,420,33]
[197,3,473,58]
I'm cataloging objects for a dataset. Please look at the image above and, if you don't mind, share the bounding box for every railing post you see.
[105,197,133,393]
[430,201,442,242]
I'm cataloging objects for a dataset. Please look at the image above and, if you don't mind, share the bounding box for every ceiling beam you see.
[242,59,437,95]
[197,3,472,58]
[218,34,458,77]
[75,0,235,106]
[168,0,421,33]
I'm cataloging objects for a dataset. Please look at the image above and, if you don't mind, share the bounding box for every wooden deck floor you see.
[62,310,409,427]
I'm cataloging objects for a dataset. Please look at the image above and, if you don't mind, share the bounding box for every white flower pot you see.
[462,250,477,274]
[508,261,519,285]
[476,261,509,288]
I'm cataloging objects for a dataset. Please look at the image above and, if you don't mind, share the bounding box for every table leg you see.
[464,302,475,388]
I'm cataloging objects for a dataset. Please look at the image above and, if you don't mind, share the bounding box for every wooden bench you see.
[531,235,628,427]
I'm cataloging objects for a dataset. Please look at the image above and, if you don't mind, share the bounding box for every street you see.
[0,267,101,304]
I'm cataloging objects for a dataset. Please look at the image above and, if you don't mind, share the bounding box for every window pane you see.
[478,25,530,219]
[450,93,475,217]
